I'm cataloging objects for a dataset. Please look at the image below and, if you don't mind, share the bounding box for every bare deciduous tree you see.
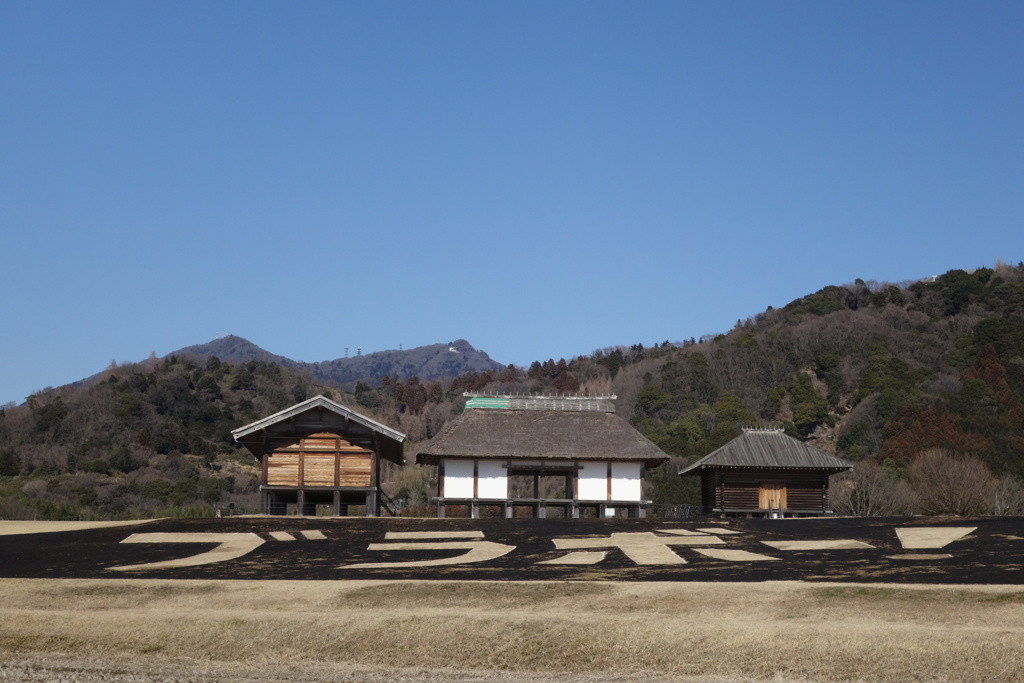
[831,460,912,517]
[992,473,1024,516]
[907,449,996,516]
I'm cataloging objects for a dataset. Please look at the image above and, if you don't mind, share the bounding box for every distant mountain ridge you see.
[170,336,505,388]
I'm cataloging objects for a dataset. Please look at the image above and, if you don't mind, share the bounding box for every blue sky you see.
[2,1,1022,406]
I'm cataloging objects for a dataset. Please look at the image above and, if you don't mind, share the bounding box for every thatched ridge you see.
[415,408,670,466]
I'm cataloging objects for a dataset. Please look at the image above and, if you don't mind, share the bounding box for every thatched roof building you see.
[416,400,668,466]
[680,428,852,517]
[415,394,670,518]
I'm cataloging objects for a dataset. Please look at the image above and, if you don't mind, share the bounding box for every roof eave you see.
[231,394,405,444]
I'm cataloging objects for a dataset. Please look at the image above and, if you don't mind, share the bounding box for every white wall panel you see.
[611,462,642,501]
[577,461,608,501]
[476,460,507,499]
[442,459,474,498]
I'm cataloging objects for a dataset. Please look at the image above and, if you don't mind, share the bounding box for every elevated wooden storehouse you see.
[232,395,405,516]
[415,393,670,518]
[680,427,852,517]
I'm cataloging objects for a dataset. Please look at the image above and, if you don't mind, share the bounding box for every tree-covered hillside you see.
[2,262,1023,519]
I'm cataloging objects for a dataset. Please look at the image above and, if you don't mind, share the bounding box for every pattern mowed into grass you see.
[0,516,1021,583]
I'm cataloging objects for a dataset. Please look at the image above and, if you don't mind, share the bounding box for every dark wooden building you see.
[232,395,405,516]
[416,393,670,518]
[680,428,852,517]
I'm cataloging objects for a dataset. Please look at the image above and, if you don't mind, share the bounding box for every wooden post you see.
[297,489,306,516]
[333,490,341,517]
[571,460,579,501]
[365,490,377,517]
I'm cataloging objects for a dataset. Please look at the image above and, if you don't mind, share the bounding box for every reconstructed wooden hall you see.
[415,393,670,518]
[232,395,406,516]
[680,427,852,517]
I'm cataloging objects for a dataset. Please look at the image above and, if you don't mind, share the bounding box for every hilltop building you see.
[680,427,852,517]
[415,393,670,518]
[232,395,405,516]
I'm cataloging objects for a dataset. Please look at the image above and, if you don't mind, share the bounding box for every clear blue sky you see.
[2,1,1022,406]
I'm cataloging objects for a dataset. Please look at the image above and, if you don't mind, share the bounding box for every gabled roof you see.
[231,395,405,464]
[415,408,669,466]
[679,428,852,476]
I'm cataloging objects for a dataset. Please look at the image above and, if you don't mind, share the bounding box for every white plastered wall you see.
[476,460,507,499]
[577,460,608,501]
[442,459,474,498]
[611,462,642,501]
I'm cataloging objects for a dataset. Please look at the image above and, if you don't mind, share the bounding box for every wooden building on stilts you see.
[232,395,405,516]
[680,427,852,517]
[415,393,670,518]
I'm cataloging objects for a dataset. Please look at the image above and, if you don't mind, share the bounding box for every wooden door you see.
[759,482,787,510]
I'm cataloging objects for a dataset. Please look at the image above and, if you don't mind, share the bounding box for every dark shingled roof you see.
[679,429,852,475]
[415,408,670,466]
[232,395,406,464]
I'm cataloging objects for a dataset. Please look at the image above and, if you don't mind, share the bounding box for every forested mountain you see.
[169,336,504,389]
[2,262,1023,520]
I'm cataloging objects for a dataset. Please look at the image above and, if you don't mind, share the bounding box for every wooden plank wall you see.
[337,453,372,487]
[705,469,828,512]
[265,432,373,488]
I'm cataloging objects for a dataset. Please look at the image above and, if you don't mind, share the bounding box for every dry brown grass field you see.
[1,578,1023,682]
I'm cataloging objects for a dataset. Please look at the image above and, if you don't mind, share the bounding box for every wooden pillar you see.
[572,460,579,501]
[333,490,341,517]
[438,501,446,519]
[471,500,479,519]
[366,490,377,517]
[297,489,306,516]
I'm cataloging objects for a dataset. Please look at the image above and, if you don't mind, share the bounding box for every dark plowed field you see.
[2,516,1021,583]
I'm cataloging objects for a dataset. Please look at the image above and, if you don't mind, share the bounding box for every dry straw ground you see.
[1,578,1023,682]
